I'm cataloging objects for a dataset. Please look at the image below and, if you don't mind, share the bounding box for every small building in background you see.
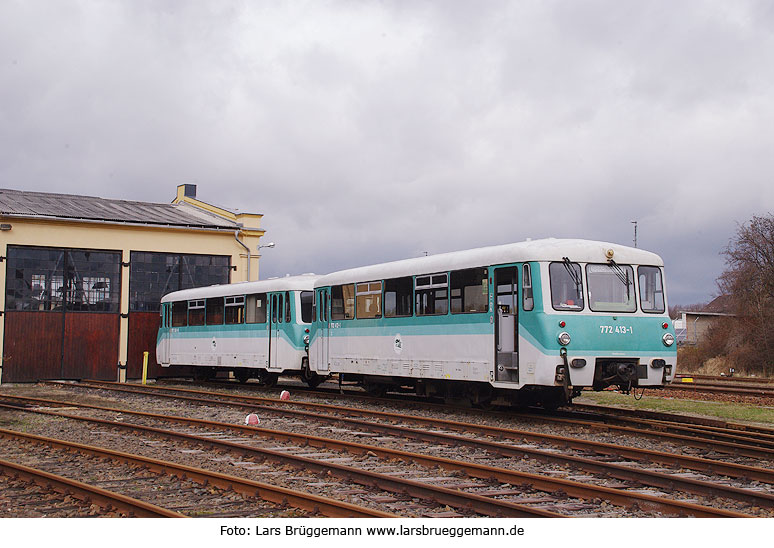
[676,295,734,346]
[0,185,265,383]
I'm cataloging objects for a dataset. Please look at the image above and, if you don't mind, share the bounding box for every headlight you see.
[558,332,571,346]
[303,335,310,344]
[662,333,674,347]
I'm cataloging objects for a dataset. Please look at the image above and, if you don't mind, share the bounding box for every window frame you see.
[522,263,534,311]
[225,295,245,325]
[638,265,666,314]
[450,267,489,314]
[549,261,585,312]
[415,273,449,316]
[383,276,413,318]
[188,299,205,326]
[585,263,637,313]
[331,284,355,320]
[246,293,267,324]
[356,281,382,319]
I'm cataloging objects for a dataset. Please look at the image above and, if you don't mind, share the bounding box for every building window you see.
[129,252,230,312]
[5,246,120,313]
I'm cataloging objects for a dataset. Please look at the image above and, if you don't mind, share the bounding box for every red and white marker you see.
[280,390,290,401]
[245,413,260,425]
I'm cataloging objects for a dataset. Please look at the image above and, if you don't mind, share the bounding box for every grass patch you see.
[575,391,774,425]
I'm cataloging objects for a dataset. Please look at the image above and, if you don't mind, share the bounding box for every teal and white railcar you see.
[309,239,676,408]
[157,274,322,386]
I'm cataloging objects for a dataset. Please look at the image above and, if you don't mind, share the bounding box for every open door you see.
[494,266,519,382]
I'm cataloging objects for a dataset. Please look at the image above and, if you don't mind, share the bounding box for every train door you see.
[494,266,519,382]
[160,304,171,364]
[317,288,330,371]
[269,292,283,368]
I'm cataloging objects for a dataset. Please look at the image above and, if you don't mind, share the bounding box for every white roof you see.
[161,274,320,303]
[315,239,664,287]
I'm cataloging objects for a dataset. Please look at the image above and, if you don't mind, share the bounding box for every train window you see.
[331,284,355,320]
[225,296,244,324]
[522,264,534,311]
[587,264,636,313]
[285,291,292,322]
[171,302,187,327]
[356,281,382,319]
[188,299,205,325]
[450,268,488,314]
[300,291,314,323]
[416,273,448,316]
[246,293,267,323]
[272,294,283,323]
[638,266,665,313]
[549,262,584,311]
[384,276,413,317]
[205,297,224,325]
[322,290,329,322]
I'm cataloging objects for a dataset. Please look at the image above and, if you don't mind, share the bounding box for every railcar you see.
[309,239,676,408]
[157,274,323,386]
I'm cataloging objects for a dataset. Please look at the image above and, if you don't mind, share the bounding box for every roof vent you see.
[183,184,197,198]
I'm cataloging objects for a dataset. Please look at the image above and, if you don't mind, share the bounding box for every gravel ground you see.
[1,381,772,517]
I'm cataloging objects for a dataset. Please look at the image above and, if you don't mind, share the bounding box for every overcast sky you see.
[2,1,773,306]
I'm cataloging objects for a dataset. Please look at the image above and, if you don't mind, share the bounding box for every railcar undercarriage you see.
[343,374,572,410]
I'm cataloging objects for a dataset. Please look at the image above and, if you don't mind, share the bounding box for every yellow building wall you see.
[0,217,265,383]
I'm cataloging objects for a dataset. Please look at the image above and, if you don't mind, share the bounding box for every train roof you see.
[161,274,320,303]
[315,239,664,287]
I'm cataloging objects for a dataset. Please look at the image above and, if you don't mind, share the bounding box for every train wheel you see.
[234,369,251,384]
[470,385,494,410]
[257,370,278,387]
[363,382,387,397]
[192,367,215,381]
[301,358,323,388]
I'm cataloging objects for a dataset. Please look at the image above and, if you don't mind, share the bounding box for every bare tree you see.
[718,214,774,376]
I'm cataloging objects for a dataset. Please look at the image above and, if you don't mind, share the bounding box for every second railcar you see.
[157,274,322,386]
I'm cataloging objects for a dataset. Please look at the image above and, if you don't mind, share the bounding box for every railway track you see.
[668,381,774,398]
[4,381,769,516]
[0,426,391,518]
[93,379,774,459]
[0,456,184,517]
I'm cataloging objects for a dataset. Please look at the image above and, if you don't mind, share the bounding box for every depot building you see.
[0,184,265,383]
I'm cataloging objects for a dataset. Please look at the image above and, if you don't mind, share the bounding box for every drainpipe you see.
[234,230,251,281]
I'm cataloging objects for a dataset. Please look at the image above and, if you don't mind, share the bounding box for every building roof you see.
[678,295,736,317]
[0,187,243,230]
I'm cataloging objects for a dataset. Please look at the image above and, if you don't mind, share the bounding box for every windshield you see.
[550,261,584,311]
[586,263,636,312]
